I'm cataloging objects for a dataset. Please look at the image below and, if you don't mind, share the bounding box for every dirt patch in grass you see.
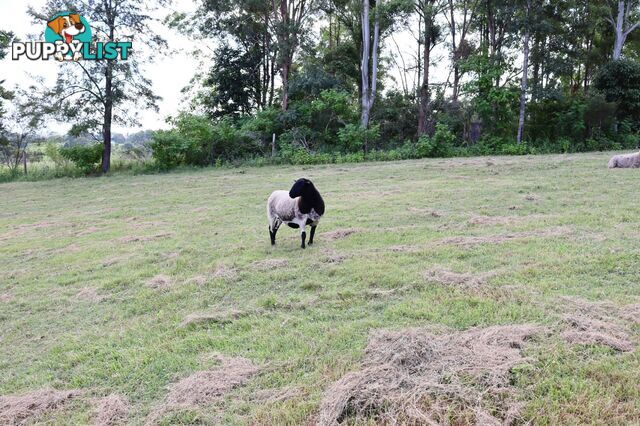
[323,228,360,241]
[439,226,571,248]
[146,274,173,290]
[116,233,173,244]
[75,287,105,303]
[0,388,80,425]
[149,355,260,422]
[318,324,543,425]
[180,309,248,327]
[252,258,289,270]
[560,297,637,352]
[93,394,130,426]
[423,267,497,291]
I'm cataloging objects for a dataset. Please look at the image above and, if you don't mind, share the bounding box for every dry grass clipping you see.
[211,265,238,280]
[423,267,497,291]
[0,293,15,303]
[318,325,543,425]
[440,226,570,248]
[323,228,360,241]
[560,297,637,352]
[75,287,105,303]
[167,355,259,407]
[146,274,172,290]
[252,258,289,270]
[0,388,80,425]
[93,394,130,426]
[180,309,247,327]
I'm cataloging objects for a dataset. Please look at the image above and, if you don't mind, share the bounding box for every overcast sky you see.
[1,0,201,135]
[1,0,451,135]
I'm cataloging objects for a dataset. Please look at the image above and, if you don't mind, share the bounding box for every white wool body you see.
[267,190,321,232]
[608,152,640,168]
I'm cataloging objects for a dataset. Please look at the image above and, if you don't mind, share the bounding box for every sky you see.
[1,0,451,135]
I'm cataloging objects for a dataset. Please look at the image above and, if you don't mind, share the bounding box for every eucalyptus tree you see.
[607,0,640,59]
[29,0,167,173]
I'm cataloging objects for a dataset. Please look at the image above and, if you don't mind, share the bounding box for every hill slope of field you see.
[1,153,639,424]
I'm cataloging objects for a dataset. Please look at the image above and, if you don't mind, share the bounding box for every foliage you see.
[59,144,103,173]
[150,113,260,169]
[594,59,640,127]
[337,124,381,153]
[416,123,455,158]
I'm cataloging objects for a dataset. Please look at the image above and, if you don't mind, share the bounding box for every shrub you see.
[43,142,69,168]
[337,124,380,153]
[416,123,455,158]
[59,143,103,173]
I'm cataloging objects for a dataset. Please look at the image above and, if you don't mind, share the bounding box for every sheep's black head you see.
[289,178,313,198]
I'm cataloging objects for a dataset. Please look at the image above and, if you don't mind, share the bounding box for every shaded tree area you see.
[151,0,640,169]
[8,0,640,176]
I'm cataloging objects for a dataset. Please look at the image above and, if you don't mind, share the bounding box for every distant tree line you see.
[150,0,640,169]
[4,1,640,175]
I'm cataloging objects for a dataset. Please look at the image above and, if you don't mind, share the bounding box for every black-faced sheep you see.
[267,178,325,249]
[608,152,640,168]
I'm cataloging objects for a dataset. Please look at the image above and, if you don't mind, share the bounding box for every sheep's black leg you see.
[270,221,280,245]
[301,231,306,249]
[269,225,276,245]
[309,225,317,245]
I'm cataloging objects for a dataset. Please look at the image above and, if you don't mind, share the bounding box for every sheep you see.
[267,178,325,249]
[608,151,640,168]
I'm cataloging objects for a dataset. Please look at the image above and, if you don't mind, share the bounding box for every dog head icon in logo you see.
[45,12,92,60]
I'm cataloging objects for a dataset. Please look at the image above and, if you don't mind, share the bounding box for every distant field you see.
[1,152,639,425]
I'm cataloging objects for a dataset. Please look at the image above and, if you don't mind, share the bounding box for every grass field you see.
[1,152,639,425]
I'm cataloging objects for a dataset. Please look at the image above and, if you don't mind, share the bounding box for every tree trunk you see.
[517,2,530,145]
[281,61,290,110]
[101,61,113,174]
[360,0,371,129]
[271,133,276,157]
[279,0,290,111]
[418,6,433,137]
[359,0,379,154]
[23,151,27,175]
[613,1,625,60]
[448,0,459,102]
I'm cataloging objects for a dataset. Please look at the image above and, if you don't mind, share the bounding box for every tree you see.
[30,0,167,173]
[517,0,531,144]
[594,58,640,126]
[273,0,317,110]
[360,0,381,141]
[190,0,279,110]
[443,0,478,101]
[416,0,444,136]
[199,44,261,118]
[0,30,15,132]
[607,0,640,59]
[0,89,44,174]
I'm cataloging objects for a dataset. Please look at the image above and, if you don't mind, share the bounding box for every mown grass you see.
[1,152,639,424]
